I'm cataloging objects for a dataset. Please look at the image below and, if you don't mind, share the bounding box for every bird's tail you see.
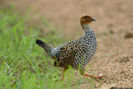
[36,39,52,55]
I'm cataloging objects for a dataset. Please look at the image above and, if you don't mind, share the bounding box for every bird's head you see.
[80,15,96,25]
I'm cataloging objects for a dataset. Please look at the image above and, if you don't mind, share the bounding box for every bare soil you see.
[1,0,133,88]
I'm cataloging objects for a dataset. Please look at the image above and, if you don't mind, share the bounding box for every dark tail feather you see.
[36,39,52,55]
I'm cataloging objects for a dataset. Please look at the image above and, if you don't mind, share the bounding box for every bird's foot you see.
[83,74,103,79]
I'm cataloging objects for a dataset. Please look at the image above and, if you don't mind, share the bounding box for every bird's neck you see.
[82,24,93,34]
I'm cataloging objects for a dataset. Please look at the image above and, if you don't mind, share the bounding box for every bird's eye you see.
[86,18,90,20]
[86,17,91,20]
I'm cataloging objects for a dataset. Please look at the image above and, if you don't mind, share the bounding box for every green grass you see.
[0,7,101,89]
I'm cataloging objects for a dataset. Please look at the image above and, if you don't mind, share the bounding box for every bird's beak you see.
[91,18,96,21]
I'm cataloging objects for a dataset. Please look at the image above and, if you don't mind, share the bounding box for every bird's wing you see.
[55,41,85,68]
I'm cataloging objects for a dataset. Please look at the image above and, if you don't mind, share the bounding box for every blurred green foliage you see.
[0,6,99,89]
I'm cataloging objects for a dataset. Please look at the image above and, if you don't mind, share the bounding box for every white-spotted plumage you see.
[36,15,97,75]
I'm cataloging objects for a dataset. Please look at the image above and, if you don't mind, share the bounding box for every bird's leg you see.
[61,67,68,80]
[80,69,103,79]
[83,74,103,79]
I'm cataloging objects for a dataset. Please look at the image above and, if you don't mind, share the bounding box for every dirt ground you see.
[1,0,133,88]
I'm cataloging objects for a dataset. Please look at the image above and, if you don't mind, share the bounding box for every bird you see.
[36,15,103,80]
